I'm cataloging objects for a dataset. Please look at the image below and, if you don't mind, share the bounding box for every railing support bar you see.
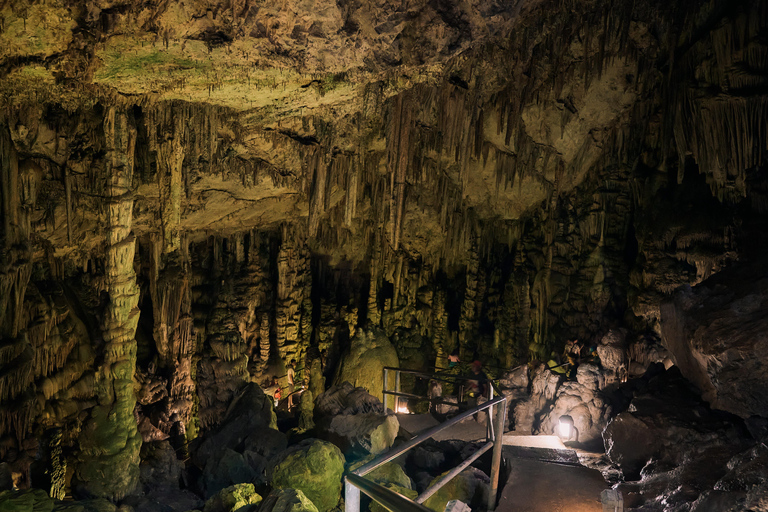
[488,399,507,511]
[345,479,361,512]
[415,441,493,504]
[395,370,401,412]
[354,395,507,476]
[383,368,389,411]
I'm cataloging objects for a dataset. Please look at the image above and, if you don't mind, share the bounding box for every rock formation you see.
[0,0,766,508]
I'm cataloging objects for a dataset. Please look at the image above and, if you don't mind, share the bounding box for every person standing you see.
[466,360,488,408]
[286,359,296,410]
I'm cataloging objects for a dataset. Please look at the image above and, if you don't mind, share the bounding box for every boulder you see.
[596,330,627,383]
[139,441,183,492]
[122,489,203,512]
[349,457,416,512]
[333,328,399,402]
[422,467,489,512]
[315,382,385,418]
[498,366,529,390]
[194,383,277,464]
[321,412,399,457]
[660,264,768,418]
[203,483,262,512]
[603,367,750,482]
[192,383,283,497]
[0,489,53,512]
[259,489,319,512]
[269,439,345,512]
[435,395,460,416]
[537,364,611,443]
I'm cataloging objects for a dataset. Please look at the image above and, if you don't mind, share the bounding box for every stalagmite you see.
[74,107,142,500]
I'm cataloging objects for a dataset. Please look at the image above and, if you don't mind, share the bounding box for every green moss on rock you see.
[203,483,262,512]
[422,467,489,512]
[270,439,345,512]
[0,489,53,512]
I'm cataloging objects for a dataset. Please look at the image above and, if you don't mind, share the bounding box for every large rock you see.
[259,489,319,512]
[333,328,399,402]
[349,457,416,512]
[269,439,345,512]
[315,382,385,418]
[537,364,611,443]
[321,412,399,457]
[660,264,768,418]
[603,367,749,482]
[203,483,262,512]
[192,383,284,497]
[0,489,54,512]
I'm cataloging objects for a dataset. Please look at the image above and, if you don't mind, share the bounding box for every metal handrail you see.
[345,394,507,512]
[345,473,433,512]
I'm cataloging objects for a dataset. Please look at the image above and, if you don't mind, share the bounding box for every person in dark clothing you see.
[466,360,488,406]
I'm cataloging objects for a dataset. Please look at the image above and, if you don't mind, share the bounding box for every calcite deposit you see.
[0,0,766,509]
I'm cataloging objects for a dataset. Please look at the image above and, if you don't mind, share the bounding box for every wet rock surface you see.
[661,263,768,419]
[268,439,345,512]
[0,0,766,507]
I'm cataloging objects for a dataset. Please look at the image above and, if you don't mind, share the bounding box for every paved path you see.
[497,452,607,512]
[396,413,608,511]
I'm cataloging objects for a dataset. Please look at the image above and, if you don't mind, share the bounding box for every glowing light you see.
[558,415,574,440]
[396,403,410,414]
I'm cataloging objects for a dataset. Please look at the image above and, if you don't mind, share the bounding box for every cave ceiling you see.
[5,0,754,264]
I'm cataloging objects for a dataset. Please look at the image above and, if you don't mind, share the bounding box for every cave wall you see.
[0,0,765,499]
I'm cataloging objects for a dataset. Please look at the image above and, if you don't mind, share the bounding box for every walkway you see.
[396,413,608,511]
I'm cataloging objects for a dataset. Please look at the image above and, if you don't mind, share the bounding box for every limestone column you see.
[75,107,141,500]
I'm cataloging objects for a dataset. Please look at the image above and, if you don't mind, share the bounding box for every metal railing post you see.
[345,478,361,512]
[488,399,507,511]
[488,385,495,440]
[395,370,401,412]
[383,368,389,411]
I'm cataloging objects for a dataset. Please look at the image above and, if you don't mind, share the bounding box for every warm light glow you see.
[396,403,410,414]
[558,415,574,440]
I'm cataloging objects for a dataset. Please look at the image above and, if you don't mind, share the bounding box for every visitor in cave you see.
[448,348,460,368]
[286,359,296,410]
[466,360,488,405]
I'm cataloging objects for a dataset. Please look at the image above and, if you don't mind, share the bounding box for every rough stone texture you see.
[203,483,262,512]
[422,467,489,512]
[191,383,282,497]
[259,488,319,512]
[661,264,768,418]
[0,0,766,505]
[321,412,399,457]
[537,364,611,443]
[603,367,749,485]
[269,439,345,512]
[315,382,385,418]
[333,328,399,403]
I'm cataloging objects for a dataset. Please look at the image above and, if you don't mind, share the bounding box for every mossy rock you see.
[334,328,398,401]
[348,456,416,512]
[270,439,345,512]
[259,488,319,512]
[369,483,418,512]
[203,483,262,512]
[0,489,54,512]
[348,457,413,491]
[422,467,489,512]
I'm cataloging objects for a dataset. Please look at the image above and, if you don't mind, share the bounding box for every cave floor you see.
[496,454,607,512]
[396,413,608,511]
